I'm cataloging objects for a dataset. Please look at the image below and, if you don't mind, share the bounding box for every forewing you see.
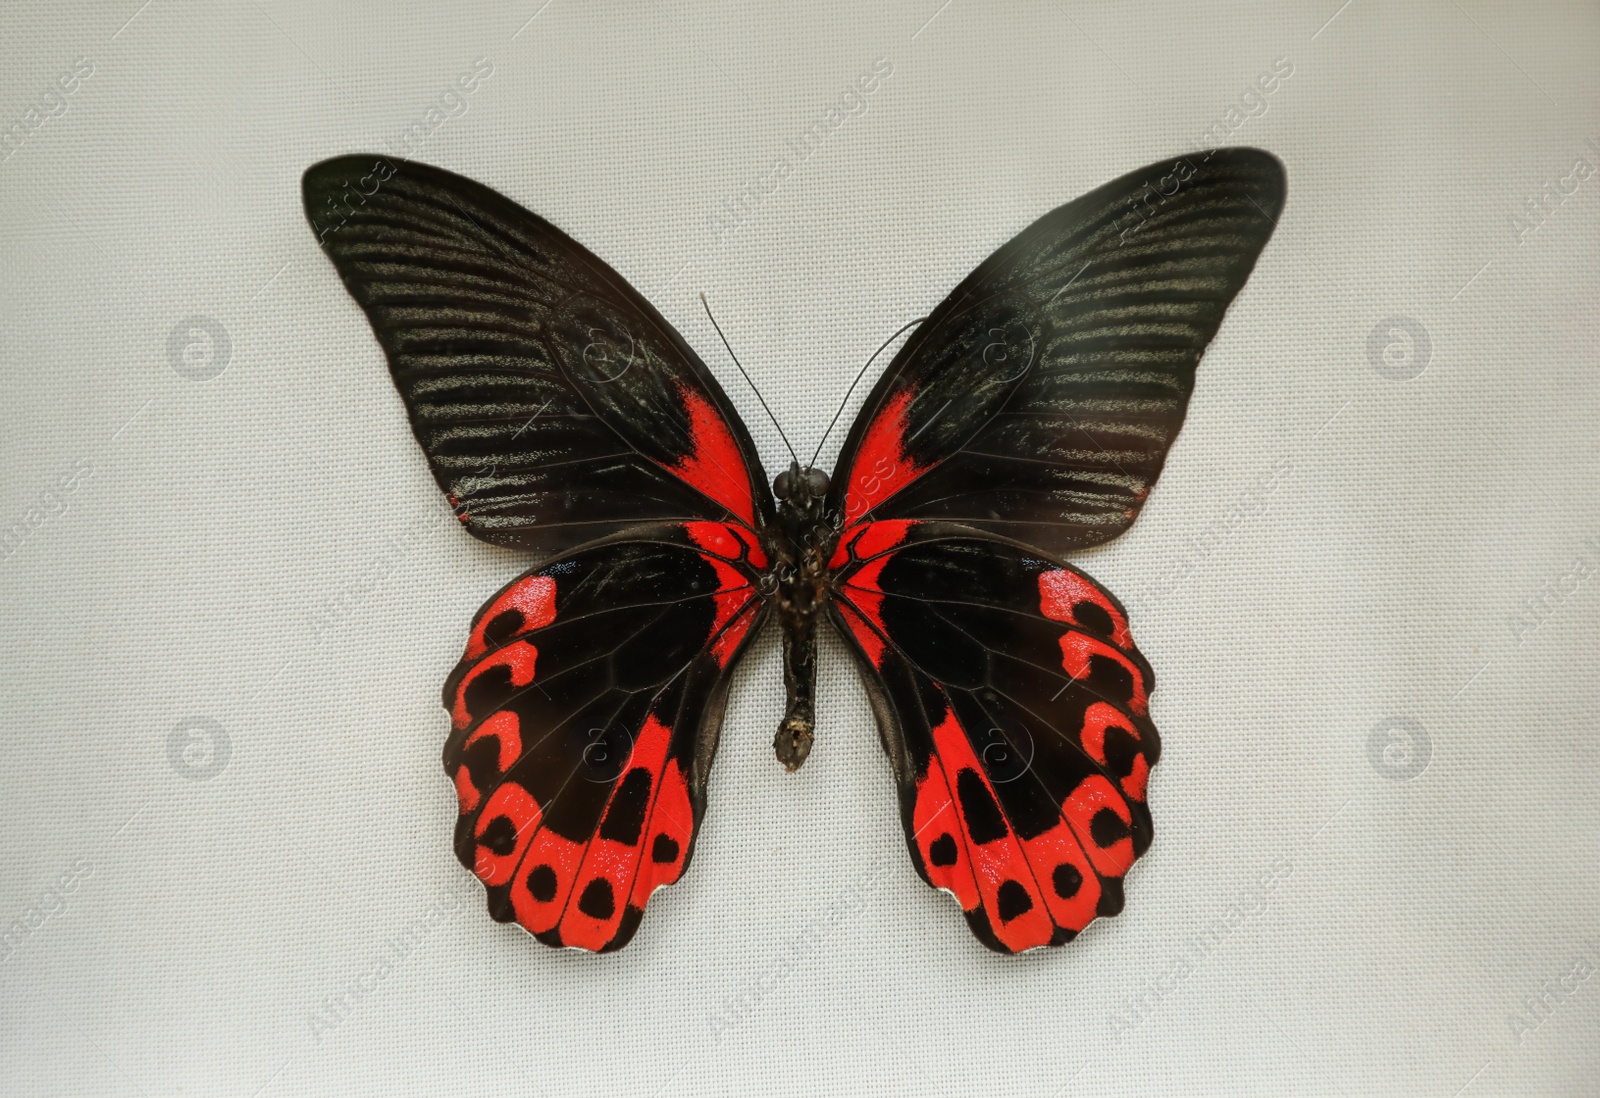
[828,521,1157,952]
[304,155,772,554]
[442,522,768,951]
[827,148,1284,552]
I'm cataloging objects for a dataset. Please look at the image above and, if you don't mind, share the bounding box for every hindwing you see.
[829,521,1157,952]
[442,522,767,951]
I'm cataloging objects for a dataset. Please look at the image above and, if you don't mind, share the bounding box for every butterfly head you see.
[772,462,829,505]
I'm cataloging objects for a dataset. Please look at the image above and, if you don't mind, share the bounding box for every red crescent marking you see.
[1058,633,1148,716]
[1039,569,1132,649]
[465,710,523,774]
[1078,702,1135,767]
[452,641,538,729]
[1122,754,1150,802]
[468,574,557,659]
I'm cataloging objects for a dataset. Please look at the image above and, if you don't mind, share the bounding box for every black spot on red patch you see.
[1088,654,1134,701]
[1096,876,1125,916]
[956,768,1008,844]
[483,609,525,649]
[1090,807,1131,848]
[928,833,958,867]
[651,834,679,864]
[599,768,652,844]
[526,864,558,903]
[479,815,518,856]
[578,878,616,920]
[459,737,503,789]
[1102,726,1141,779]
[996,880,1033,922]
[1071,600,1114,638]
[1052,862,1083,899]
[463,664,518,723]
[1050,926,1078,946]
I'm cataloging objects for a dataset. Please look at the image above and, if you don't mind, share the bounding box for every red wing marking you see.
[1061,775,1136,879]
[494,713,695,948]
[853,519,915,560]
[1122,753,1150,803]
[466,575,557,659]
[832,520,917,669]
[472,782,541,886]
[554,713,674,950]
[1079,701,1149,802]
[453,766,481,814]
[465,710,523,775]
[914,707,1055,952]
[830,518,915,570]
[911,756,979,910]
[906,693,1146,948]
[509,828,586,935]
[451,641,538,730]
[636,754,693,902]
[665,386,757,527]
[685,532,759,669]
[454,711,524,813]
[837,599,885,668]
[684,521,741,560]
[1018,818,1102,936]
[842,389,929,521]
[1039,569,1132,649]
[730,524,767,568]
[1058,633,1149,716]
[709,600,758,667]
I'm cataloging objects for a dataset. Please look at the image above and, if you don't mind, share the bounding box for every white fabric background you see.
[2,2,1597,1095]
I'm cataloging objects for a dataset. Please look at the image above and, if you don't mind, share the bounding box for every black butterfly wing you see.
[829,522,1156,952]
[442,521,768,951]
[303,155,774,555]
[825,147,1284,552]
[304,158,780,951]
[823,150,1282,951]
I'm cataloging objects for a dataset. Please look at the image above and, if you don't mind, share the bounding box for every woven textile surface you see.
[2,2,1597,1094]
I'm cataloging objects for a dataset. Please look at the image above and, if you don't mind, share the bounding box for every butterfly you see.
[302,148,1283,953]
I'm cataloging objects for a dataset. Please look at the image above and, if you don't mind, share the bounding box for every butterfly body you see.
[303,148,1283,952]
[766,460,841,771]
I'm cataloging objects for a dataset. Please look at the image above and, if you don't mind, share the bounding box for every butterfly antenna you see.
[701,293,800,468]
[807,315,927,469]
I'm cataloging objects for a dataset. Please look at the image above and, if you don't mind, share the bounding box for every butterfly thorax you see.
[768,462,839,771]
